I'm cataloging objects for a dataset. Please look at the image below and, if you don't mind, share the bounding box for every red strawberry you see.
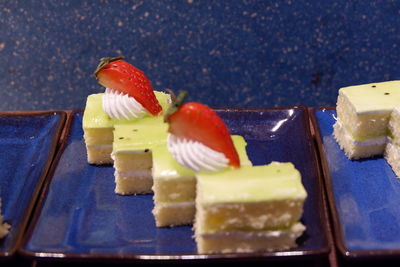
[94,56,162,115]
[164,91,240,168]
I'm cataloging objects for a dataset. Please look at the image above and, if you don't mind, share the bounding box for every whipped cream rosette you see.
[167,133,229,172]
[102,88,148,120]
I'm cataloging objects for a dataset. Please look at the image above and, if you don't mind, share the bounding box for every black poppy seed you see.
[119,137,124,140]
[372,85,376,88]
[385,92,390,95]
[144,149,149,152]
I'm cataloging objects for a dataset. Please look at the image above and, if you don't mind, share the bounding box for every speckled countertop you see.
[1,0,400,111]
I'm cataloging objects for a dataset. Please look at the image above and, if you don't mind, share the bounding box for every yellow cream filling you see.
[342,121,388,142]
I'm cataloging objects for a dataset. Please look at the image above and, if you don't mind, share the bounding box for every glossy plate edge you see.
[310,107,400,260]
[0,110,67,260]
[19,107,331,262]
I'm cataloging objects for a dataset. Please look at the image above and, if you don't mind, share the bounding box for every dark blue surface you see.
[23,108,328,259]
[314,109,400,252]
[1,1,400,111]
[0,112,64,257]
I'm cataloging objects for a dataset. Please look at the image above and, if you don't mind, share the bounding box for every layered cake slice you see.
[112,116,168,195]
[151,143,195,226]
[83,57,170,164]
[195,162,307,253]
[83,91,170,164]
[152,135,252,227]
[333,80,400,159]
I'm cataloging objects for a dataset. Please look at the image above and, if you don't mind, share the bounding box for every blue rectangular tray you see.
[312,107,400,259]
[21,107,329,262]
[0,111,66,259]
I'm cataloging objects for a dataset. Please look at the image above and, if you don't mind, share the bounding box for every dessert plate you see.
[311,108,400,259]
[0,111,66,259]
[21,108,329,262]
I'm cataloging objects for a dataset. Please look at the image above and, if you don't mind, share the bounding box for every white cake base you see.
[86,144,113,164]
[195,223,305,254]
[152,202,195,227]
[114,170,153,195]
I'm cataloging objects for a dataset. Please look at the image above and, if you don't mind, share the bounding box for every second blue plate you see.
[312,108,400,259]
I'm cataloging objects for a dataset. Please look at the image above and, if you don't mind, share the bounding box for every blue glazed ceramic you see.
[0,111,65,258]
[22,108,329,261]
[2,1,400,111]
[312,108,400,259]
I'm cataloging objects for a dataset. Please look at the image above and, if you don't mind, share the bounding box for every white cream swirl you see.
[102,88,148,120]
[167,134,229,172]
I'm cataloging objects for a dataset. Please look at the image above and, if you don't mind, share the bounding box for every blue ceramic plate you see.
[312,108,400,259]
[21,108,329,262]
[0,111,66,258]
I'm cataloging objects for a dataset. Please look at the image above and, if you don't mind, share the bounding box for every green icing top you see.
[340,81,400,115]
[152,135,253,180]
[197,162,307,204]
[113,118,168,152]
[152,143,194,179]
[82,91,171,128]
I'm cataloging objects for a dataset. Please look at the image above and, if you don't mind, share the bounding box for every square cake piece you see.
[194,162,307,254]
[333,81,400,159]
[151,135,252,227]
[82,91,170,164]
[112,116,168,195]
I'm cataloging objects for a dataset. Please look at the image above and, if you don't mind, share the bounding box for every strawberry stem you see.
[164,90,188,122]
[165,88,176,103]
[93,56,125,77]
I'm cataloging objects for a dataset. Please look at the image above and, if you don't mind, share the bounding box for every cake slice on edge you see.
[112,116,168,195]
[194,162,307,254]
[333,81,400,159]
[83,93,116,164]
[151,135,252,227]
[385,107,400,177]
[0,199,10,238]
